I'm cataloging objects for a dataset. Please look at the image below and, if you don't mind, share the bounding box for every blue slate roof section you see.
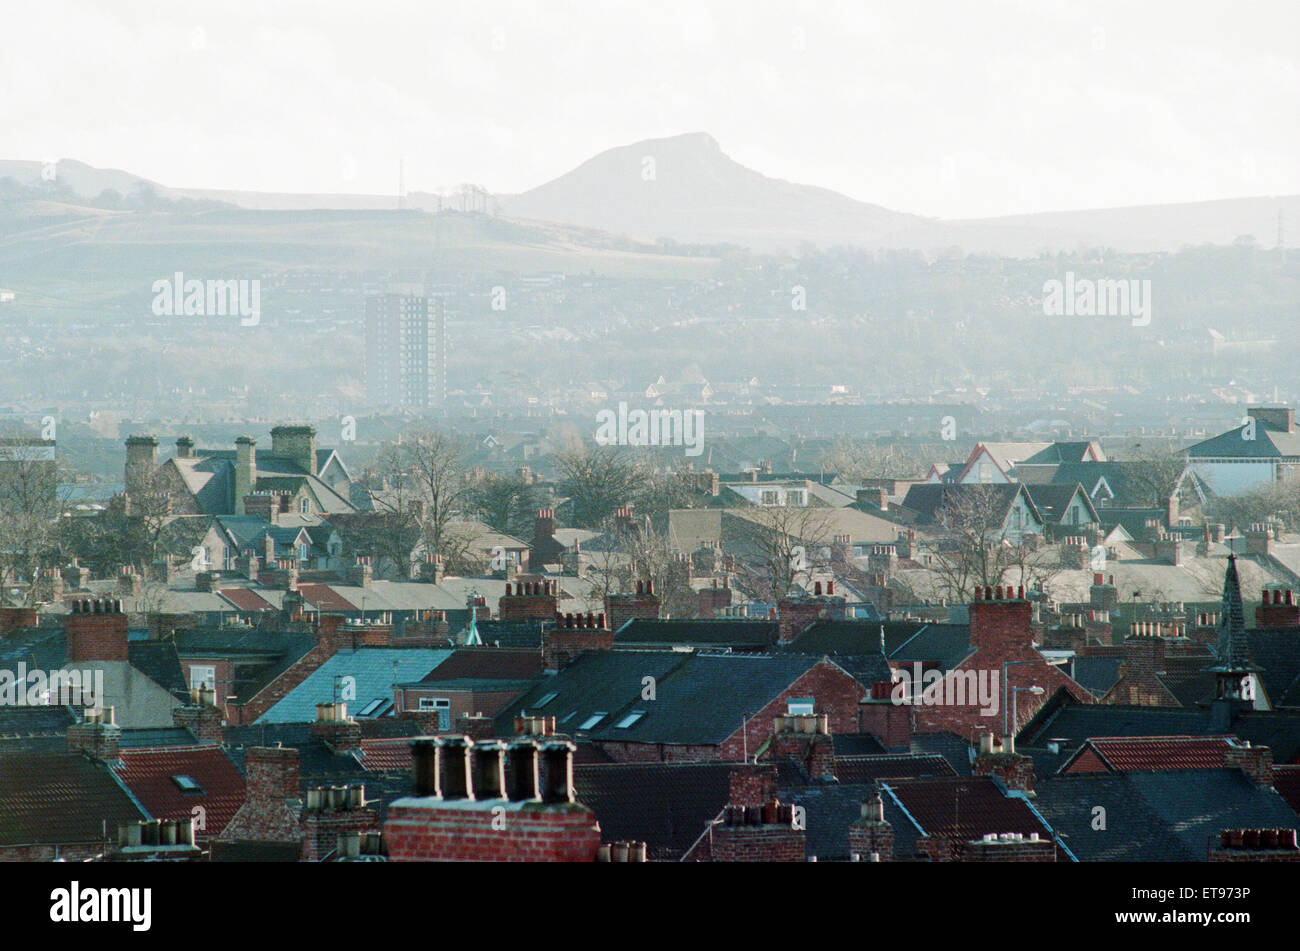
[256,647,453,724]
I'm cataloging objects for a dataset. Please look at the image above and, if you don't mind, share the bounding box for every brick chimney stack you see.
[384,736,602,861]
[543,612,613,670]
[1256,588,1300,628]
[968,586,1034,656]
[173,686,224,744]
[175,435,194,459]
[270,425,318,480]
[124,434,158,501]
[604,579,661,634]
[530,508,565,566]
[776,583,847,644]
[67,706,120,760]
[309,702,363,752]
[705,763,806,862]
[234,436,256,515]
[1224,743,1274,788]
[65,598,129,662]
[500,580,558,621]
[214,746,305,854]
[768,713,835,780]
[848,790,894,862]
[972,732,1036,794]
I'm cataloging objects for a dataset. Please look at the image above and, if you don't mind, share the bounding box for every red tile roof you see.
[114,746,246,839]
[219,588,277,612]
[1066,736,1234,774]
[358,738,412,773]
[296,584,358,613]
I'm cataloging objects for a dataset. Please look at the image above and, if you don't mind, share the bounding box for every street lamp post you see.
[1011,685,1045,741]
[1001,658,1041,736]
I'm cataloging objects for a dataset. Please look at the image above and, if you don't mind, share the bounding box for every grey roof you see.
[615,617,777,649]
[1069,656,1124,697]
[496,650,825,746]
[1023,483,1099,525]
[1035,769,1300,861]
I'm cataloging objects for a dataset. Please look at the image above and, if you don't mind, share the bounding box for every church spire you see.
[1209,554,1258,701]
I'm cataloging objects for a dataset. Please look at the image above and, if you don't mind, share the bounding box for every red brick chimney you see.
[848,791,894,861]
[777,583,847,644]
[309,702,363,752]
[704,763,805,862]
[858,681,913,749]
[530,508,566,565]
[968,586,1034,656]
[173,687,224,744]
[1256,588,1300,628]
[500,580,559,620]
[300,783,377,862]
[971,732,1035,794]
[604,579,661,633]
[384,736,602,861]
[767,713,835,780]
[543,612,613,670]
[696,577,733,618]
[65,598,129,662]
[1209,828,1300,862]
[215,746,304,851]
[67,707,121,760]
[1224,743,1274,788]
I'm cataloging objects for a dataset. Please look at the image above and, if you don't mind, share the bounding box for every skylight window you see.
[578,712,607,730]
[358,698,385,717]
[171,775,202,793]
[534,691,558,708]
[614,711,645,729]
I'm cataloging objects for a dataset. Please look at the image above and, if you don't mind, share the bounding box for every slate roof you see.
[900,483,1041,527]
[575,762,734,861]
[1023,483,1099,525]
[1035,769,1300,861]
[0,705,77,753]
[119,727,202,749]
[127,642,189,699]
[834,753,957,784]
[909,732,976,776]
[1186,422,1300,459]
[881,776,1054,860]
[417,647,542,683]
[781,781,882,860]
[218,588,279,612]
[255,647,453,723]
[832,733,888,755]
[1020,442,1103,466]
[1274,765,1300,816]
[1247,629,1300,707]
[496,650,826,747]
[615,618,778,649]
[1020,698,1300,763]
[113,746,246,838]
[0,752,146,847]
[1069,656,1124,697]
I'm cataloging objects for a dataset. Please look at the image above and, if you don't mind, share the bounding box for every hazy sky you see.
[4,0,1297,218]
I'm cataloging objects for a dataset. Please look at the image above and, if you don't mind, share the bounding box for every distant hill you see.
[4,137,1296,257]
[496,131,930,250]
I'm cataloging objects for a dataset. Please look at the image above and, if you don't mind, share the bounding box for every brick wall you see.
[1257,589,1300,628]
[65,601,129,662]
[777,591,846,644]
[218,746,303,846]
[542,623,614,670]
[965,835,1056,862]
[499,581,558,621]
[384,802,602,861]
[605,582,661,633]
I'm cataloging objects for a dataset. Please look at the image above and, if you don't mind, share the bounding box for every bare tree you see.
[0,436,64,605]
[582,514,697,617]
[555,444,644,529]
[927,484,1025,602]
[467,473,538,538]
[727,504,834,605]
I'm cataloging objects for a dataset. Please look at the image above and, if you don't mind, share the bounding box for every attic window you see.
[578,712,607,730]
[534,691,558,709]
[171,775,202,793]
[786,698,814,716]
[358,698,385,717]
[614,711,645,729]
